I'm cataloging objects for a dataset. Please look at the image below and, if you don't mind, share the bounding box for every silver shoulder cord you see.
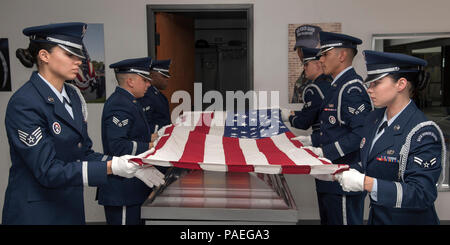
[65,83,88,121]
[337,79,374,125]
[398,121,446,187]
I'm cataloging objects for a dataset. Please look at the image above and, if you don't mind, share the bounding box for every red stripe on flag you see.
[193,112,214,134]
[256,137,296,166]
[222,137,254,172]
[177,112,214,163]
[143,125,175,158]
[285,131,303,148]
[223,137,245,164]
[285,131,331,166]
[171,161,202,170]
[281,165,311,174]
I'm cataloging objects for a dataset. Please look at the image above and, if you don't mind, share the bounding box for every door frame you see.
[147,4,254,91]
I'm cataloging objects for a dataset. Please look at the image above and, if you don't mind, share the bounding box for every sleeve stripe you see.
[101,155,109,161]
[335,141,345,157]
[394,182,403,208]
[131,141,137,155]
[82,161,89,187]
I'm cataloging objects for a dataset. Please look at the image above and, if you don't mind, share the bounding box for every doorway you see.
[147,4,253,112]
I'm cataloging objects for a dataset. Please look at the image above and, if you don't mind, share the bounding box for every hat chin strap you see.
[318,46,334,56]
[364,73,389,86]
[137,73,152,81]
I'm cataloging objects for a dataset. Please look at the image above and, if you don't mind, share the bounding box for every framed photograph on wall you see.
[288,23,341,104]
[0,38,12,92]
[69,23,106,103]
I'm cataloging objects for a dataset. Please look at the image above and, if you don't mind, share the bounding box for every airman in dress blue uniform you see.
[336,50,445,225]
[138,60,171,135]
[98,57,165,225]
[303,32,372,225]
[2,22,151,225]
[288,47,332,147]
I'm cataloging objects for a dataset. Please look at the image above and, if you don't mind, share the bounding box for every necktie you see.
[378,121,388,134]
[63,97,72,107]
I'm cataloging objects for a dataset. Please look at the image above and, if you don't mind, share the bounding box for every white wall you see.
[1,0,450,223]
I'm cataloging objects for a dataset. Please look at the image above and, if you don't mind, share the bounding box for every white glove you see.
[335,168,365,192]
[134,166,165,188]
[292,135,312,146]
[281,108,291,122]
[311,174,334,182]
[303,146,324,157]
[111,156,140,178]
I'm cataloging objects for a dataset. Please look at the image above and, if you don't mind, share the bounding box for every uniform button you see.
[320,120,323,124]
[320,132,323,136]
[78,142,83,148]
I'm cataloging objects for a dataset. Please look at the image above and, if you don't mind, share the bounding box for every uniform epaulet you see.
[65,83,88,121]
[398,121,446,186]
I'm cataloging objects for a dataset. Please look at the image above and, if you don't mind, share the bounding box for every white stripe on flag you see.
[271,133,323,166]
[151,125,191,162]
[202,134,227,172]
[238,138,277,173]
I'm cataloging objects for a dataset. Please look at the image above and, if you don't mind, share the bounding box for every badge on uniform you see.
[376,156,398,163]
[348,104,365,115]
[417,131,438,142]
[304,101,312,108]
[329,115,336,124]
[113,116,129,127]
[143,106,151,112]
[52,122,61,134]
[347,86,362,94]
[18,127,43,147]
[414,156,436,168]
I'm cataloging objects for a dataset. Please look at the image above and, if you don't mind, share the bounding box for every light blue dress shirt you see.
[38,73,74,119]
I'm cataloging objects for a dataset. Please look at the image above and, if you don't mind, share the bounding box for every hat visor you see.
[58,44,85,59]
[293,39,319,50]
[364,73,389,86]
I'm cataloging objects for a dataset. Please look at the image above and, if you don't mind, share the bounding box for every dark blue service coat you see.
[361,102,443,225]
[2,72,108,225]
[138,85,171,134]
[316,67,372,195]
[97,86,152,206]
[289,74,332,147]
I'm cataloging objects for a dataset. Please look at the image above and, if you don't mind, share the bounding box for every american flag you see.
[130,109,348,175]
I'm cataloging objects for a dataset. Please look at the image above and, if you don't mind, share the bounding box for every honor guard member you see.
[138,59,171,135]
[3,22,155,225]
[99,57,165,225]
[291,25,322,103]
[285,47,332,147]
[336,51,445,225]
[303,32,372,225]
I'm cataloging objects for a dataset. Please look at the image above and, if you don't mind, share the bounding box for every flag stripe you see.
[222,137,254,172]
[256,137,296,166]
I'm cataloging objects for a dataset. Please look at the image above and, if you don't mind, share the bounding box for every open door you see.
[155,12,195,114]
